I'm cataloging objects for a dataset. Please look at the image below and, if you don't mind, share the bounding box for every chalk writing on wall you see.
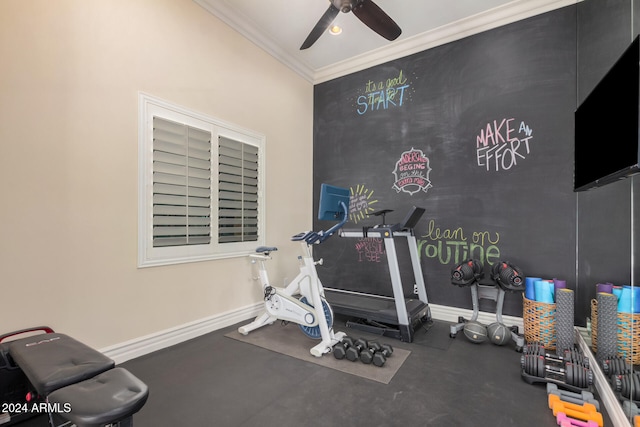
[347,185,384,263]
[417,219,501,267]
[355,238,385,263]
[349,184,379,224]
[392,148,433,195]
[476,118,534,172]
[355,69,412,115]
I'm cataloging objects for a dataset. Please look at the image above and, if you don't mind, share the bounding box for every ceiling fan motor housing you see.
[333,0,357,13]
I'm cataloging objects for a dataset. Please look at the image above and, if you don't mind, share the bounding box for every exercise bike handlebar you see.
[319,201,349,242]
[291,201,349,245]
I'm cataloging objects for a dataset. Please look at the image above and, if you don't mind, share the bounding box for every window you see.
[138,93,265,267]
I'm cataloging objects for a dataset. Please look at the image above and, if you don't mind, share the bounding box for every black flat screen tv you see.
[574,35,640,192]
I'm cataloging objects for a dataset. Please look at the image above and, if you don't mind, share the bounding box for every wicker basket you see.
[591,298,640,365]
[591,298,598,353]
[617,311,640,365]
[523,295,556,350]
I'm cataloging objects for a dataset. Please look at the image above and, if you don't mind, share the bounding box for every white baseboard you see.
[101,303,523,364]
[100,305,260,364]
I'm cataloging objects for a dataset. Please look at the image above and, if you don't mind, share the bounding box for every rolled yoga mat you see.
[612,286,623,299]
[554,288,574,355]
[553,278,567,292]
[525,277,541,301]
[596,291,619,362]
[534,280,554,303]
[596,282,613,294]
[618,285,634,313]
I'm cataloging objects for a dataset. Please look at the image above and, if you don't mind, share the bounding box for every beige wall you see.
[0,0,313,349]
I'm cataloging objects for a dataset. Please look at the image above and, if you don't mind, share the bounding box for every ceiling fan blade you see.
[300,4,340,50]
[352,0,401,41]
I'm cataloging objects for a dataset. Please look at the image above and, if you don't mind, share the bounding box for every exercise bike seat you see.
[47,367,149,427]
[255,246,278,253]
[8,333,115,396]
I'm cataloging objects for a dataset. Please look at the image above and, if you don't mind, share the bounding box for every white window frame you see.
[138,92,265,267]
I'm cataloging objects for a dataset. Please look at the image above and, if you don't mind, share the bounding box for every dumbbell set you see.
[524,343,590,368]
[594,353,640,423]
[333,336,393,367]
[546,384,603,427]
[518,344,611,427]
[608,371,640,427]
[610,371,640,401]
[600,355,632,377]
[591,354,640,427]
[596,354,640,402]
[520,343,593,391]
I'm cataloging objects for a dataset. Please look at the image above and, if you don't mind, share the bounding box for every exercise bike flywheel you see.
[298,297,333,339]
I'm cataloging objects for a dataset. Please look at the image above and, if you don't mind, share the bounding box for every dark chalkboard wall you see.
[312,6,577,319]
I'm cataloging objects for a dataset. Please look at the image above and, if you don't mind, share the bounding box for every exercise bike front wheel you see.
[298,297,333,339]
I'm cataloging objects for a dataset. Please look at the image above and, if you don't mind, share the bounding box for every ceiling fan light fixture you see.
[329,25,342,35]
[300,0,400,50]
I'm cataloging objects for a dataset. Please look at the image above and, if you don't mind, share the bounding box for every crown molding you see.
[193,0,316,82]
[195,0,580,85]
[313,0,579,83]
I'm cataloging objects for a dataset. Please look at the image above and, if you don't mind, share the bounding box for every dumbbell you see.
[549,394,599,412]
[601,355,632,376]
[551,401,603,427]
[556,412,599,427]
[365,341,394,357]
[376,342,394,356]
[623,401,640,417]
[523,342,589,368]
[610,372,640,400]
[521,354,592,388]
[345,338,368,362]
[333,336,355,360]
[546,384,598,411]
[360,342,394,367]
[547,384,595,401]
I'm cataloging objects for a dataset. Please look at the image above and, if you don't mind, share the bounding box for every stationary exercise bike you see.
[238,184,350,357]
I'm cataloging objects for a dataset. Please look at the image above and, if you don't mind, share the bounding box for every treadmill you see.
[324,206,431,342]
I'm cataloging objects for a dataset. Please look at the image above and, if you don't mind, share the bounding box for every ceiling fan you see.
[300,0,402,50]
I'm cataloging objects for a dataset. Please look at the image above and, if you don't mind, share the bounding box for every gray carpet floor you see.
[224,324,411,384]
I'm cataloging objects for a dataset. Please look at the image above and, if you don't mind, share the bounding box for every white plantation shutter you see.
[139,93,265,267]
[218,136,259,243]
[152,117,212,247]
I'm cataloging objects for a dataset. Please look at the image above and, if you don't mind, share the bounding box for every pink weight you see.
[557,412,599,427]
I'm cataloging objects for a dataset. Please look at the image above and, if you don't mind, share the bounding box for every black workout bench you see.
[0,327,148,426]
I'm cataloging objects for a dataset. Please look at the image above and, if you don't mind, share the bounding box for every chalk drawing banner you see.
[392,148,433,195]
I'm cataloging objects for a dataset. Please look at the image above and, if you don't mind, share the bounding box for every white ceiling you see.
[194,0,578,84]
